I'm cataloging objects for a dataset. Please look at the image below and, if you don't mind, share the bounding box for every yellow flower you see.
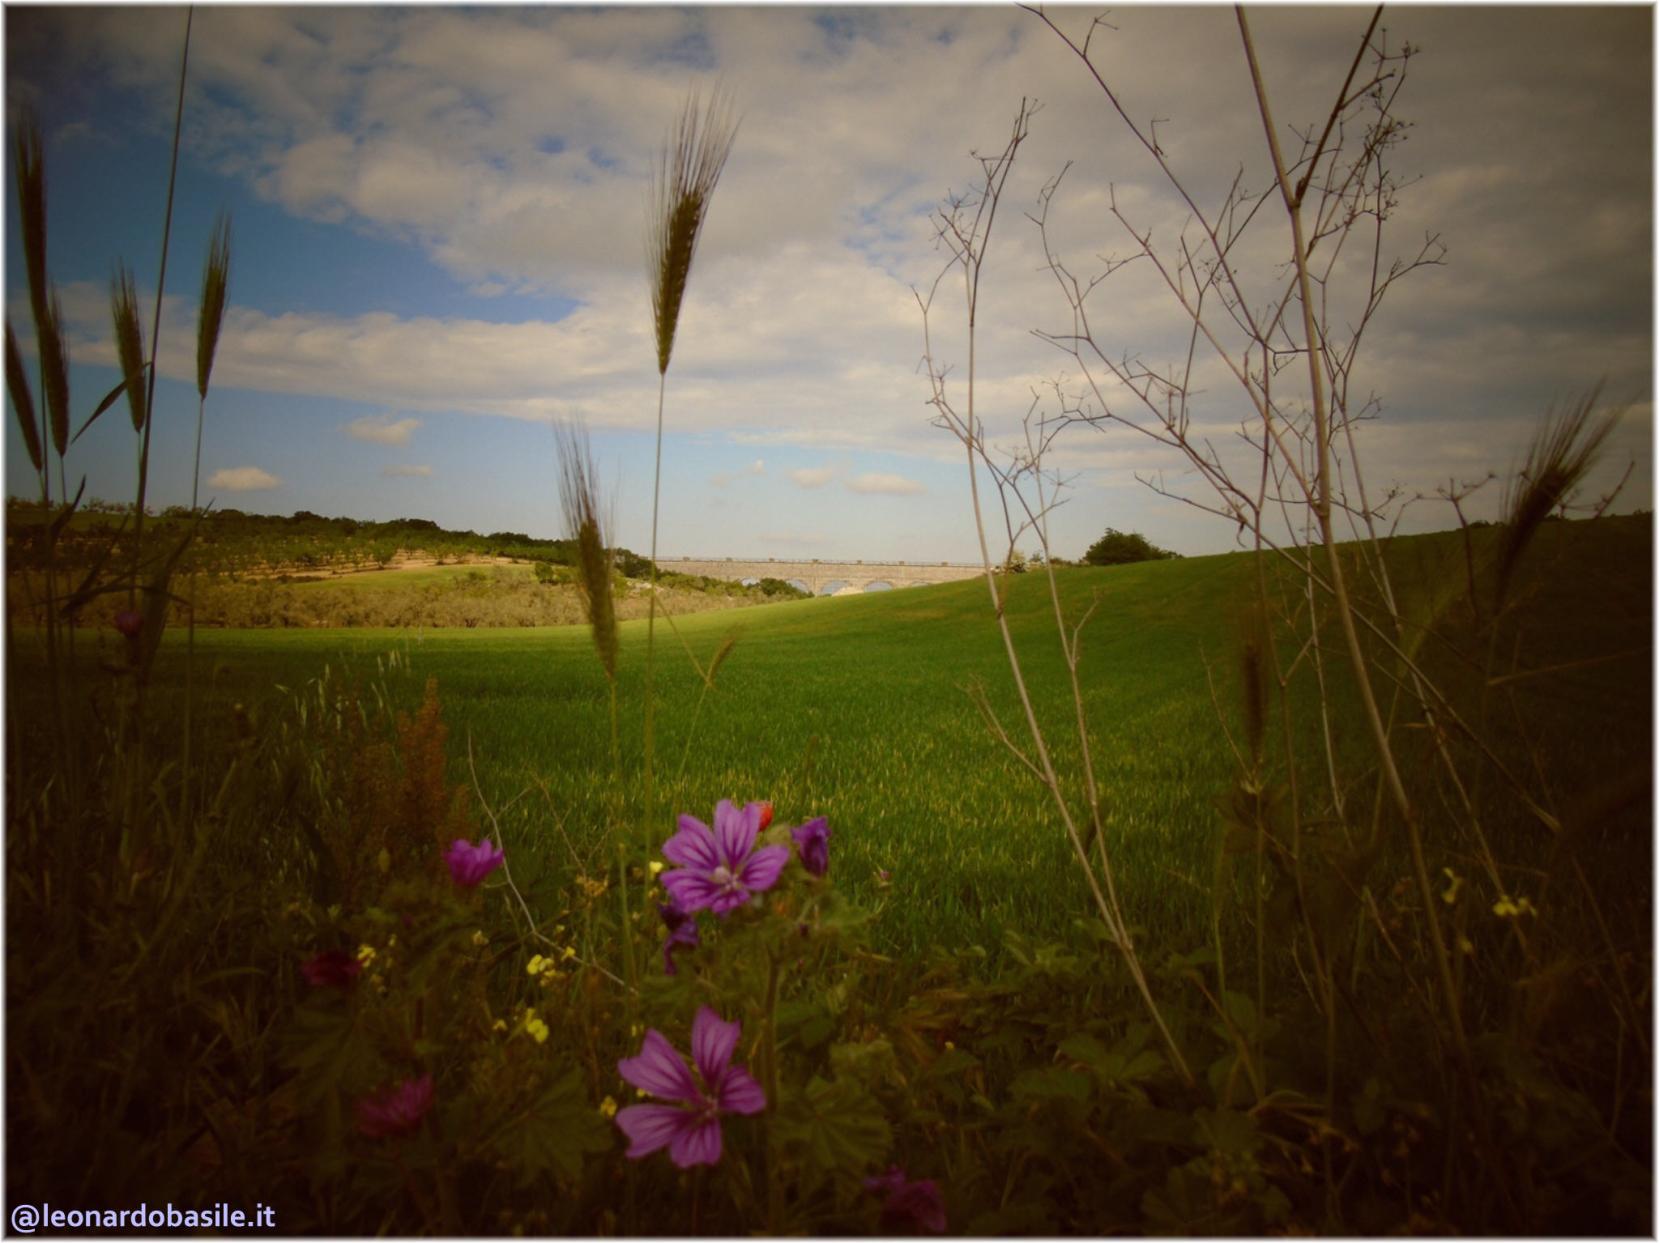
[560,946,576,962]
[493,1018,509,1034]
[1493,894,1538,919]
[355,944,377,966]
[471,929,489,948]
[599,1095,619,1119]
[648,861,664,877]
[1440,868,1462,905]
[525,1017,549,1044]
[527,954,547,975]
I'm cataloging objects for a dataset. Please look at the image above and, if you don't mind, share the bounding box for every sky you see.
[3,3,1652,565]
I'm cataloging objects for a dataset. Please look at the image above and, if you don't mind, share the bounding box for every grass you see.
[25,514,1646,962]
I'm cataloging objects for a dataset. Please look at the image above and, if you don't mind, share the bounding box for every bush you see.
[1082,528,1179,567]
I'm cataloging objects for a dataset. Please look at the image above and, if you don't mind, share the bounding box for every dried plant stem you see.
[467,737,630,992]
[1236,5,1470,1074]
[129,6,192,616]
[922,100,1193,1086]
[643,373,666,818]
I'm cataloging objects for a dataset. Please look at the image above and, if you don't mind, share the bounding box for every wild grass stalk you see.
[127,6,193,629]
[643,87,736,811]
[552,420,634,993]
[10,111,78,794]
[183,212,231,816]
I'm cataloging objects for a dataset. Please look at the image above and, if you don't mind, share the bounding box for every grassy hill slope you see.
[59,513,1648,956]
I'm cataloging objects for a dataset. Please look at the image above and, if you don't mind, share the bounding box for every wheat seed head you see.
[111,264,148,434]
[647,88,738,377]
[554,420,619,680]
[1496,385,1619,606]
[5,322,43,474]
[197,212,232,402]
[13,111,48,330]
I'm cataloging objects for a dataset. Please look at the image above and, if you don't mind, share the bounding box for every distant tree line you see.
[4,499,657,580]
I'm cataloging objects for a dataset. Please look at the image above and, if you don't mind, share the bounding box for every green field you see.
[63,514,1650,958]
[9,514,1651,1234]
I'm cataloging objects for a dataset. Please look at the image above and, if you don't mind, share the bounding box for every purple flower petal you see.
[866,1167,947,1233]
[667,1115,724,1168]
[791,816,831,877]
[617,1030,700,1103]
[615,1103,694,1159]
[663,817,720,870]
[885,1180,947,1233]
[301,949,362,989]
[713,798,759,867]
[355,1074,433,1138]
[736,843,791,894]
[690,1006,739,1085]
[707,886,757,917]
[661,869,724,913]
[445,837,504,888]
[714,1064,767,1115]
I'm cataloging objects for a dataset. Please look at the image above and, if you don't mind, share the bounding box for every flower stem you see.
[762,950,783,1233]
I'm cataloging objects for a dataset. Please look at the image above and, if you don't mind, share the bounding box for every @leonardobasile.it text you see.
[9,1201,276,1233]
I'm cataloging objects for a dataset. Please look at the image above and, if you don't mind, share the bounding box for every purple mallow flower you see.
[865,1166,948,1234]
[791,816,831,877]
[445,837,504,888]
[658,896,701,975]
[300,948,362,990]
[113,610,143,638]
[614,1006,766,1167]
[355,1074,434,1138]
[661,800,789,917]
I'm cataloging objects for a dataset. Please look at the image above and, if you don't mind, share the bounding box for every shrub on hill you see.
[1082,527,1179,567]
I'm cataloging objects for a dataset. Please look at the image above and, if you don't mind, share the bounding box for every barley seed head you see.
[111,264,148,434]
[197,212,232,401]
[4,321,42,475]
[647,88,738,377]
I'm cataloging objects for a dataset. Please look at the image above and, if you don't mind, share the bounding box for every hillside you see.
[4,500,809,628]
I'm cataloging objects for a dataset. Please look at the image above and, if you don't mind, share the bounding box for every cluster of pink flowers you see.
[302,836,507,1140]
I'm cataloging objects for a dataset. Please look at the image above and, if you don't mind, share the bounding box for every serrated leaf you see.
[1011,1066,1092,1103]
[828,1037,902,1091]
[1059,1033,1111,1070]
[775,1074,891,1174]
[1193,1107,1257,1155]
[924,1046,979,1079]
[489,1066,611,1183]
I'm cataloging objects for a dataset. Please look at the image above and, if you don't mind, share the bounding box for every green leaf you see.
[488,1066,611,1183]
[775,1074,892,1175]
[1059,1032,1111,1070]
[1010,1066,1092,1103]
[828,1037,903,1092]
[70,370,145,445]
[923,1046,980,1079]
[1193,1107,1257,1156]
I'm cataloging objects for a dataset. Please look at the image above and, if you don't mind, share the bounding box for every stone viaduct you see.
[667,556,982,595]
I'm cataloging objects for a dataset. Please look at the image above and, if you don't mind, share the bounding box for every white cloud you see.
[27,6,1651,547]
[382,464,433,478]
[710,458,766,488]
[208,466,281,492]
[346,414,423,445]
[788,467,834,489]
[847,472,925,496]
